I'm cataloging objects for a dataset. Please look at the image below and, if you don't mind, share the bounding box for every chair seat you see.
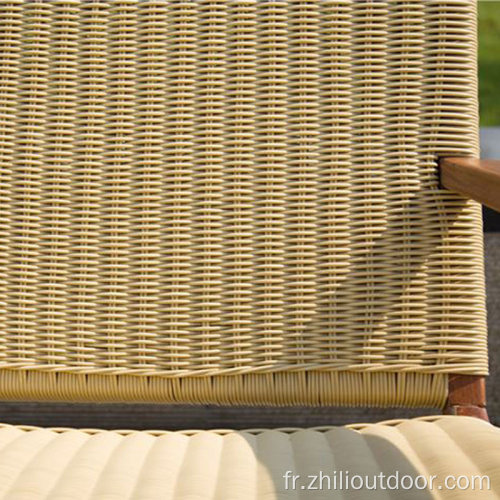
[0,416,497,499]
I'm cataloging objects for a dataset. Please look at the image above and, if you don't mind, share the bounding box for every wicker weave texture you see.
[0,1,486,404]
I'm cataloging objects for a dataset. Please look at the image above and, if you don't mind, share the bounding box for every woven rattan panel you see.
[0,1,486,405]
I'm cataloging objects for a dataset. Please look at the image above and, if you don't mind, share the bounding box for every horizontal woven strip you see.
[0,1,487,404]
[0,370,447,407]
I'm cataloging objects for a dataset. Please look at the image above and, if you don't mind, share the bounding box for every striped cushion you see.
[0,416,497,499]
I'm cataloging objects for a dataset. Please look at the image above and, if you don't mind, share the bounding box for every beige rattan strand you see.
[0,1,486,406]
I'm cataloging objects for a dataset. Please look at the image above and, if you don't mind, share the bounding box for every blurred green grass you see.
[479,2,500,126]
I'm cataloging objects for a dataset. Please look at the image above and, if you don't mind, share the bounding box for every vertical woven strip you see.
[0,1,485,406]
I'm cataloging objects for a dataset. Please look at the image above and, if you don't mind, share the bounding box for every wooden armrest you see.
[439,157,500,212]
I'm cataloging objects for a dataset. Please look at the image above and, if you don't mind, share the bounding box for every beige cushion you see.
[0,416,497,499]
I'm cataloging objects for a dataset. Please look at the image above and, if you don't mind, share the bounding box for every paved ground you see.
[485,232,500,425]
[480,127,500,158]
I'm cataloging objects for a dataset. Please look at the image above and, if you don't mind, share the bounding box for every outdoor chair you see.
[0,1,499,498]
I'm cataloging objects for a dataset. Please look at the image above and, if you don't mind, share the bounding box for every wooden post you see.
[440,159,491,421]
[444,375,489,421]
